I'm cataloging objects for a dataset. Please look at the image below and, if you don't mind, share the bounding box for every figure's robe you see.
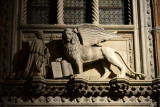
[22,39,49,79]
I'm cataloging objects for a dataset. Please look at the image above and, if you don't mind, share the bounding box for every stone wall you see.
[0,0,160,107]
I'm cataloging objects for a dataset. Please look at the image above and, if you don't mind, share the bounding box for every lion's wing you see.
[77,24,122,46]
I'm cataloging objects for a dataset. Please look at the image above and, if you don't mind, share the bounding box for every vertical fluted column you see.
[92,0,99,24]
[57,0,64,24]
[128,0,132,25]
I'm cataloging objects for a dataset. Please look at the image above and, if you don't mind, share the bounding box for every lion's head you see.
[62,28,80,45]
[62,28,81,61]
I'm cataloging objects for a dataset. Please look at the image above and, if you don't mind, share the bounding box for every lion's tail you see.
[115,51,146,78]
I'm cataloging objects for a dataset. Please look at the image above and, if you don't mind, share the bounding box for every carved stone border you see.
[0,78,153,97]
[0,78,158,106]
[1,103,152,107]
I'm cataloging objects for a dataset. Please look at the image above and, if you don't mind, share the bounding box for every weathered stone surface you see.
[0,0,159,107]
[62,25,145,79]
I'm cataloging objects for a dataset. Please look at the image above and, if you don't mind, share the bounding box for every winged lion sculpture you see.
[62,24,145,79]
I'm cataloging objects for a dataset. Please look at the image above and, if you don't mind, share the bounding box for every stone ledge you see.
[2,102,151,106]
[0,78,155,97]
[0,78,158,106]
[21,24,134,31]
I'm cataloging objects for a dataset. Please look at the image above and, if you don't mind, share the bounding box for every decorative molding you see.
[0,78,154,97]
[146,0,155,79]
[22,32,62,41]
[137,0,155,80]
[0,78,159,107]
[20,25,135,31]
[1,96,153,104]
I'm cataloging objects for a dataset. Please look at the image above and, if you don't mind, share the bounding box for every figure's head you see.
[35,30,44,40]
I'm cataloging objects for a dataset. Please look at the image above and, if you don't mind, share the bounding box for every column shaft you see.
[57,0,64,24]
[92,0,99,24]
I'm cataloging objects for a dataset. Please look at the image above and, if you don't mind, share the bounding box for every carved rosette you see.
[57,0,64,24]
[92,0,99,24]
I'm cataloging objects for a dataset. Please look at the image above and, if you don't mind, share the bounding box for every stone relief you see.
[62,24,145,79]
[0,25,157,106]
[17,30,50,79]
[0,0,158,106]
[12,25,146,80]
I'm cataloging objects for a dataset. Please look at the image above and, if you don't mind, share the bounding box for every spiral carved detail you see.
[92,0,99,24]
[23,0,27,24]
[128,0,132,24]
[57,0,64,24]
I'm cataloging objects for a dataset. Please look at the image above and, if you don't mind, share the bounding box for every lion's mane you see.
[62,29,82,62]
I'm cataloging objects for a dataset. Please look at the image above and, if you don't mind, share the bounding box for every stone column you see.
[92,0,99,24]
[152,0,160,78]
[128,0,132,25]
[152,0,160,105]
[57,0,64,24]
[154,30,160,77]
